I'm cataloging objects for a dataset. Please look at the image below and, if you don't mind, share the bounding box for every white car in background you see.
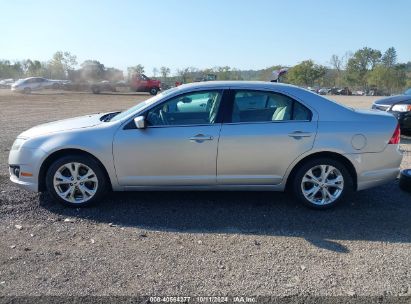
[0,78,15,89]
[11,77,64,93]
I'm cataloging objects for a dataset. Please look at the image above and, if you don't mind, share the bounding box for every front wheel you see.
[23,87,32,94]
[91,85,101,94]
[45,155,108,207]
[292,158,353,209]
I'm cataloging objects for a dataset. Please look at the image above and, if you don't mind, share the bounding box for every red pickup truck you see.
[130,74,161,95]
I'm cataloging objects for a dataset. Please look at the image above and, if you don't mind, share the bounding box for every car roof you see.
[176,80,296,91]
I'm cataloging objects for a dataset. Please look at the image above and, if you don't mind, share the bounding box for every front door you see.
[217,89,317,185]
[113,90,224,186]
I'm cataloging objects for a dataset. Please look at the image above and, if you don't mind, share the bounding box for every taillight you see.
[388,124,401,144]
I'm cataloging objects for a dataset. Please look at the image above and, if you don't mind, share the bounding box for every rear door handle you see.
[189,134,213,141]
[288,131,312,138]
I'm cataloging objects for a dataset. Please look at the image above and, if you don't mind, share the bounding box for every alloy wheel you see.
[300,165,344,206]
[53,162,98,204]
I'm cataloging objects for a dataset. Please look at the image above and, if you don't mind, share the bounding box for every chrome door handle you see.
[288,131,312,138]
[189,134,213,141]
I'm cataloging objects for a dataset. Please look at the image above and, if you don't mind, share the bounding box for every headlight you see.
[11,138,27,151]
[391,104,411,112]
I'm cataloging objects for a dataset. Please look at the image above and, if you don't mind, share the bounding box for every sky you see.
[1,0,410,75]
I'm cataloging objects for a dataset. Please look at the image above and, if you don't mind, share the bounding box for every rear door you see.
[217,89,317,185]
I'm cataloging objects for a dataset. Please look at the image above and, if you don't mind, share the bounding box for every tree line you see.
[1,47,410,93]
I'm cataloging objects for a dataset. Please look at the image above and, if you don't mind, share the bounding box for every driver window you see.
[146,91,222,126]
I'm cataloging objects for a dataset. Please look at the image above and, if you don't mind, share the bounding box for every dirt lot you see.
[0,89,410,297]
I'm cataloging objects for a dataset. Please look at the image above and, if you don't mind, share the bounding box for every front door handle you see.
[189,134,213,142]
[288,131,312,138]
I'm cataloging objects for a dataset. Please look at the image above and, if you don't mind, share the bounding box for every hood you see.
[374,95,411,105]
[19,113,103,138]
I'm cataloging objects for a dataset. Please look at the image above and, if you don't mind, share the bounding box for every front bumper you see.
[8,147,47,193]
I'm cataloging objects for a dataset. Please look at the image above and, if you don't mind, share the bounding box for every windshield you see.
[404,88,411,95]
[109,87,179,122]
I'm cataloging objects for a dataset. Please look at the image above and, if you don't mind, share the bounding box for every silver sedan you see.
[9,81,403,209]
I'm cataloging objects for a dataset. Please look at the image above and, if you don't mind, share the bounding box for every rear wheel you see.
[292,158,353,209]
[45,155,108,207]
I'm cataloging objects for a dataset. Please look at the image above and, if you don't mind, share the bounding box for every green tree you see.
[127,64,145,78]
[382,47,397,68]
[368,64,406,94]
[81,60,105,80]
[0,60,23,79]
[287,60,326,86]
[160,66,171,79]
[152,67,159,77]
[345,47,382,89]
[48,51,77,79]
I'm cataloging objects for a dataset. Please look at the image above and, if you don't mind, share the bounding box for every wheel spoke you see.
[54,172,71,185]
[303,185,320,198]
[303,169,320,184]
[326,175,344,189]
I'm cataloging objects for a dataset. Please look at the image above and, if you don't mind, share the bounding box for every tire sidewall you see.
[150,88,158,95]
[45,155,107,207]
[292,158,353,209]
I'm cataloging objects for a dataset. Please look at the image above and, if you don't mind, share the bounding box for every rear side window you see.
[231,90,311,123]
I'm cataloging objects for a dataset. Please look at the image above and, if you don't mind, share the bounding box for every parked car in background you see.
[9,81,402,210]
[318,88,328,95]
[372,88,411,133]
[11,77,64,93]
[329,87,340,95]
[0,78,14,89]
[353,90,365,96]
[130,74,161,95]
[337,87,352,95]
[91,80,116,94]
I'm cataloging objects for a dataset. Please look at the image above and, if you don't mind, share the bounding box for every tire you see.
[45,155,108,207]
[91,86,100,94]
[23,87,31,94]
[291,158,353,210]
[149,87,158,95]
[52,83,59,89]
[399,169,411,193]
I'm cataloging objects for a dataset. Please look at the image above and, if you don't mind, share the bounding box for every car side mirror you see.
[134,116,146,129]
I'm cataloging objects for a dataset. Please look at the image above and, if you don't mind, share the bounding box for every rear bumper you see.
[345,144,403,191]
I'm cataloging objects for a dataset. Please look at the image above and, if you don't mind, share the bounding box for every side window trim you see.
[225,89,312,124]
[123,89,230,129]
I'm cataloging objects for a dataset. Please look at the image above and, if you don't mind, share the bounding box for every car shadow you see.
[38,180,411,253]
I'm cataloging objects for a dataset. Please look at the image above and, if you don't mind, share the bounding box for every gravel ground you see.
[0,90,410,297]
